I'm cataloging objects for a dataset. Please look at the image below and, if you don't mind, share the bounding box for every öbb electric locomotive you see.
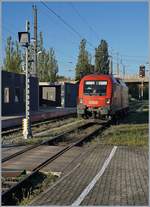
[77,74,129,120]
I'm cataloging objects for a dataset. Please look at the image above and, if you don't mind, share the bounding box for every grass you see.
[24,119,86,145]
[94,100,148,147]
[3,119,86,146]
[99,124,148,146]
[18,172,58,206]
[2,117,82,145]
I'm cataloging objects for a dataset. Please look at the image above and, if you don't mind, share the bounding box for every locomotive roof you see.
[80,74,127,87]
[81,74,115,81]
[82,74,112,78]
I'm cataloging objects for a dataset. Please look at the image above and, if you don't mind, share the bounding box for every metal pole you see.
[25,20,32,139]
[123,65,125,78]
[33,5,37,77]
[138,84,141,100]
[32,5,39,112]
[141,78,144,100]
[116,52,119,77]
[109,56,113,75]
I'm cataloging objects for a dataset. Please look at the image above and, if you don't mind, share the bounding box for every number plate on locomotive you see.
[88,100,98,104]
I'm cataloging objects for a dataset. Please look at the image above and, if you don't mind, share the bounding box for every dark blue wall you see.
[64,82,78,107]
[2,71,38,116]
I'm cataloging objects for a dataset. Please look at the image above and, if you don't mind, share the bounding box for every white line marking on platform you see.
[72,146,118,206]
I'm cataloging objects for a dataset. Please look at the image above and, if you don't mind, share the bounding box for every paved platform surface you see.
[2,145,28,160]
[2,146,65,171]
[31,144,148,206]
[2,107,76,120]
[2,107,76,129]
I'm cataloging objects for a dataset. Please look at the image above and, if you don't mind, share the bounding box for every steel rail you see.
[2,122,103,205]
[2,113,76,135]
[2,121,93,163]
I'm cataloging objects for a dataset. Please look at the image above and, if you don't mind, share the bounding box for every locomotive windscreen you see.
[84,80,107,96]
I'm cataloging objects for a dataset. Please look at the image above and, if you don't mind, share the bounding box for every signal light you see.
[139,65,145,78]
[18,32,30,47]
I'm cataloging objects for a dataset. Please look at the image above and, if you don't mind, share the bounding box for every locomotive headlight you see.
[79,98,83,104]
[105,98,110,104]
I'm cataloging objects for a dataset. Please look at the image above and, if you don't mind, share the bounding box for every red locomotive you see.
[77,74,129,120]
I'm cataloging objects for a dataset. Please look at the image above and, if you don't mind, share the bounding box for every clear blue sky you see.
[2,1,149,78]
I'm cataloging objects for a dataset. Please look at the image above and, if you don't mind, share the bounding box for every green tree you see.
[3,36,22,73]
[75,39,92,81]
[46,48,58,83]
[37,50,58,83]
[37,50,46,81]
[37,32,48,81]
[95,39,109,74]
[36,32,58,82]
[37,32,44,80]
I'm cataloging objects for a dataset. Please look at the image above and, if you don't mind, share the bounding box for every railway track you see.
[2,113,76,137]
[2,120,109,205]
[2,121,91,162]
[2,114,77,145]
[2,100,139,145]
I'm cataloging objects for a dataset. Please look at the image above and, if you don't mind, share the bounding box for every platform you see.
[2,107,76,129]
[31,145,148,206]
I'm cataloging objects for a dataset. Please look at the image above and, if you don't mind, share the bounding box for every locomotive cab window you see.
[84,80,107,96]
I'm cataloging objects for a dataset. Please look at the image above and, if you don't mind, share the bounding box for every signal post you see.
[139,65,145,100]
[18,21,32,139]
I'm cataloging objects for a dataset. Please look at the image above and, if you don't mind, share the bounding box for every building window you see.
[14,88,20,102]
[43,87,56,101]
[4,87,10,103]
